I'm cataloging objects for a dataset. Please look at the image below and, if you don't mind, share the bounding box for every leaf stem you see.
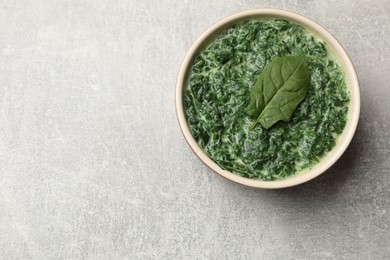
[249,120,259,131]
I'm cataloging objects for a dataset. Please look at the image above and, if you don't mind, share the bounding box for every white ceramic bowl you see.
[175,9,360,189]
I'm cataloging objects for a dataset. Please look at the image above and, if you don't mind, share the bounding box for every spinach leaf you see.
[246,55,310,130]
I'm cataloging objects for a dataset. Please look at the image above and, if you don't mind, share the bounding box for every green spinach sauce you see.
[184,19,350,181]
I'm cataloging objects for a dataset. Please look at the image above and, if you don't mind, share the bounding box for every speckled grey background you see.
[0,0,389,259]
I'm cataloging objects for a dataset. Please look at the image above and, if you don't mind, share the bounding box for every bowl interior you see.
[175,9,360,189]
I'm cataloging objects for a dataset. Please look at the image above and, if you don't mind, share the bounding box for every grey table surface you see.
[1,0,389,259]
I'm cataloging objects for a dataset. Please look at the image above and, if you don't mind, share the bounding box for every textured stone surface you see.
[0,0,389,259]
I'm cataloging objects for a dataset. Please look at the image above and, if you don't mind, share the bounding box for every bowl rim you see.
[175,8,360,189]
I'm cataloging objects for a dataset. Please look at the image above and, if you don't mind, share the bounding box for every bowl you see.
[175,9,360,189]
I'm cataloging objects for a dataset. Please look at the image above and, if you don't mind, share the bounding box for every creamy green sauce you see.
[184,19,350,181]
